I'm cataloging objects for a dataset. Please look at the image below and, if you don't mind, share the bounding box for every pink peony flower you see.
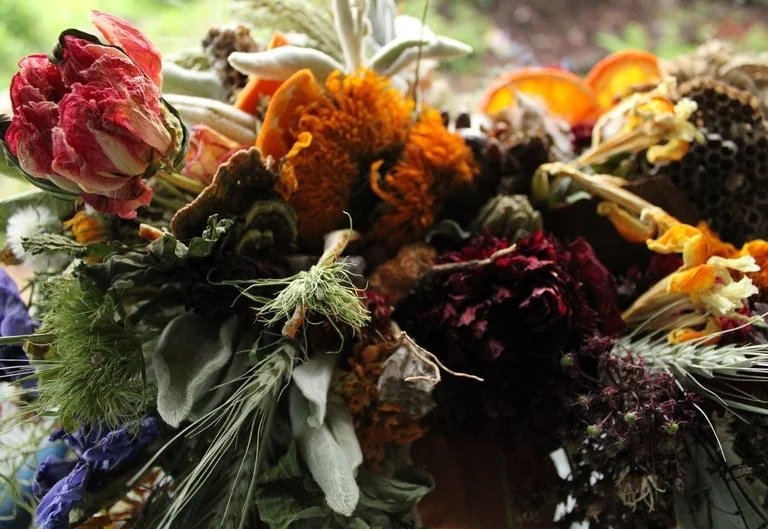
[2,12,183,219]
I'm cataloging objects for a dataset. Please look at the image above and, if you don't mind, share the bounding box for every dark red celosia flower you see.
[397,231,624,444]
[425,231,623,364]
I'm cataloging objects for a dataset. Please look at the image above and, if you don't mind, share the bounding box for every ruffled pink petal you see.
[53,85,154,185]
[82,176,153,219]
[51,126,135,195]
[5,101,59,177]
[10,54,65,108]
[90,10,163,88]
[60,36,144,86]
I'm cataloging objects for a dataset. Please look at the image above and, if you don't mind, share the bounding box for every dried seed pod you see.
[470,194,542,241]
[202,25,260,102]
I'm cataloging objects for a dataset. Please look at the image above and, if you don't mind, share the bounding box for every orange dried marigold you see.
[257,68,413,246]
[336,340,426,465]
[371,108,477,249]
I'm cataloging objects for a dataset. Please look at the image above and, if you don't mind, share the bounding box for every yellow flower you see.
[63,210,108,244]
[640,218,760,341]
[579,80,703,167]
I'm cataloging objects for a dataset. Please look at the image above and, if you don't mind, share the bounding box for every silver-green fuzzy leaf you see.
[367,0,396,46]
[380,36,473,77]
[228,47,344,82]
[367,37,429,74]
[162,62,226,101]
[164,94,258,144]
[333,0,365,72]
[153,313,239,428]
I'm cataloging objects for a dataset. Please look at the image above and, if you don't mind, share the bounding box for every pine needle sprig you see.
[34,277,151,430]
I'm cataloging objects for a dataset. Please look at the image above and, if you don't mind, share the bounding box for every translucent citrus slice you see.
[586,49,663,111]
[480,67,599,124]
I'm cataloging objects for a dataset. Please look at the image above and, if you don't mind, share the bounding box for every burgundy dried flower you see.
[397,231,623,443]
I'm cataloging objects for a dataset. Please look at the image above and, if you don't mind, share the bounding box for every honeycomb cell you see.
[649,78,768,243]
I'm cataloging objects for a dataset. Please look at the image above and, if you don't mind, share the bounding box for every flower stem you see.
[155,170,205,195]
[0,332,55,346]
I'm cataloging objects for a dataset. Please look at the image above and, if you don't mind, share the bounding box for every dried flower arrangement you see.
[1,3,768,529]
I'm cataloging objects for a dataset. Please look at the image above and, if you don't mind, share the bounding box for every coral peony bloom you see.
[2,12,183,219]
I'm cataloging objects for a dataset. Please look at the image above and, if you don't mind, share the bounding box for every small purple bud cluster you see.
[559,351,701,528]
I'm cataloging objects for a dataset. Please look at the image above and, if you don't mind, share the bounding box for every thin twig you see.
[431,244,517,274]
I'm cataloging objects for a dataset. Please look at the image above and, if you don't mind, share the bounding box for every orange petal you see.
[480,67,599,125]
[697,222,738,259]
[668,325,721,345]
[647,223,703,254]
[668,265,716,294]
[255,69,328,159]
[741,238,768,289]
[586,49,663,111]
[682,233,710,267]
[234,32,290,115]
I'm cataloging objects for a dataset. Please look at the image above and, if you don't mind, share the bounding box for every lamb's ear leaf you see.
[228,47,344,83]
[382,36,473,77]
[367,37,429,74]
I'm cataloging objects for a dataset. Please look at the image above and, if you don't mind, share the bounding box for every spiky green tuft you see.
[35,276,151,430]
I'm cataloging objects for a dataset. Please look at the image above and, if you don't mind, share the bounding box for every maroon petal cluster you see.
[397,231,624,441]
[425,231,623,365]
[3,12,182,219]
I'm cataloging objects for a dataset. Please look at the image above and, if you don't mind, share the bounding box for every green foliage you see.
[80,215,233,294]
[595,20,699,59]
[36,276,151,430]
[151,340,298,529]
[22,233,123,260]
[255,440,433,529]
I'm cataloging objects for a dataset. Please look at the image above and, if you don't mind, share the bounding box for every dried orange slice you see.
[586,49,663,111]
[480,67,599,124]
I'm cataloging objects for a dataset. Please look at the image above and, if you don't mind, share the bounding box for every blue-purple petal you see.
[35,462,88,529]
[33,456,77,499]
